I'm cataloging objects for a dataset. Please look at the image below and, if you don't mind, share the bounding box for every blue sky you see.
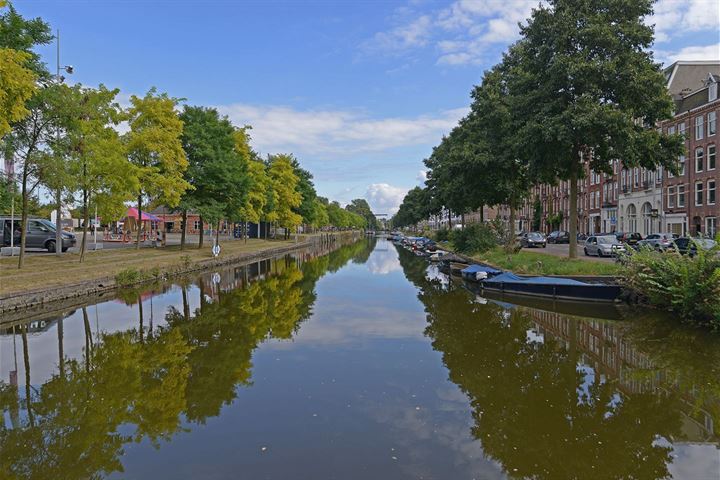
[16,0,720,214]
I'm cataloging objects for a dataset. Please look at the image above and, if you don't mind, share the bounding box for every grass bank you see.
[0,238,298,300]
[468,246,621,276]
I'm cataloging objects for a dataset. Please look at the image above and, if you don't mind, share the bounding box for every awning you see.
[126,207,161,222]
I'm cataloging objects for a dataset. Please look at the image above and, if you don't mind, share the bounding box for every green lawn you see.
[470,247,621,276]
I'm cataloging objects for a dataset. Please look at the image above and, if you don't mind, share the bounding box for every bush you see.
[450,222,500,254]
[620,243,720,329]
[115,268,142,286]
[434,228,450,242]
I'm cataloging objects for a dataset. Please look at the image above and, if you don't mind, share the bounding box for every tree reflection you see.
[394,245,715,480]
[0,239,375,479]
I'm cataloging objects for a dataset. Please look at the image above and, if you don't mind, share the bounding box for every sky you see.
[14,0,720,214]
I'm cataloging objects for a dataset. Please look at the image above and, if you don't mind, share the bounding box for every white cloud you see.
[365,0,720,66]
[660,43,720,63]
[416,169,428,183]
[365,183,408,215]
[361,14,433,54]
[651,0,720,44]
[216,103,466,158]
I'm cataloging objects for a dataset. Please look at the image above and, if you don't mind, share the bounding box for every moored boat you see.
[478,272,621,302]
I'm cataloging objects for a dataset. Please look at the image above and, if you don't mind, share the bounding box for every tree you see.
[267,154,302,237]
[290,158,318,230]
[57,84,135,261]
[0,48,36,138]
[178,106,247,250]
[125,88,190,249]
[345,198,378,230]
[509,0,684,257]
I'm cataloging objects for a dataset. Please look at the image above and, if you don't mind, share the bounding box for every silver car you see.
[636,232,677,251]
[584,235,626,257]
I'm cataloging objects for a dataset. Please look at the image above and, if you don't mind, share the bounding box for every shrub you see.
[450,222,499,254]
[620,242,720,329]
[434,228,450,242]
[115,268,142,286]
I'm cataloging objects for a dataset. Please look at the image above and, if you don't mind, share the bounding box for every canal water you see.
[1,238,719,479]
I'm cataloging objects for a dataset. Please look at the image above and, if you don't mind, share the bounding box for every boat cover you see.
[462,264,503,276]
[483,272,589,285]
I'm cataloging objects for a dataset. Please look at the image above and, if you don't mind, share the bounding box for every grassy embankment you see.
[0,238,295,297]
[472,247,621,276]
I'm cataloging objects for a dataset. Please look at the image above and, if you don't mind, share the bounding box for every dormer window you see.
[710,82,718,102]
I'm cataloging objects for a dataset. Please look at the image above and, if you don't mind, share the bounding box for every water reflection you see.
[1,239,719,479]
[0,240,371,479]
[397,246,720,479]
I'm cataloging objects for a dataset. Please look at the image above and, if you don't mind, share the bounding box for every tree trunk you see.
[216,219,221,247]
[447,209,452,229]
[79,189,89,262]
[461,213,465,229]
[83,306,93,372]
[135,195,142,250]
[244,221,248,244]
[480,204,484,223]
[18,167,29,270]
[199,215,204,249]
[182,285,190,321]
[506,205,517,253]
[55,187,62,257]
[180,209,187,251]
[58,318,64,379]
[569,158,579,259]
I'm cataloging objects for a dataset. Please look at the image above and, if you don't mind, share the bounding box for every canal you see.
[1,238,719,479]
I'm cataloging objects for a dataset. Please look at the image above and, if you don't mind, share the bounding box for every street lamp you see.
[53,29,73,255]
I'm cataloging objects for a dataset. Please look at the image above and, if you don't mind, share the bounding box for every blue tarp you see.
[462,264,503,276]
[483,272,589,286]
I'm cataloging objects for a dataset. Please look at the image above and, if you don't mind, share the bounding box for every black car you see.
[672,237,717,257]
[520,232,547,248]
[547,230,570,244]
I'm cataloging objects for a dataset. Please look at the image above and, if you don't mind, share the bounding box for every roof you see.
[663,61,720,97]
[126,207,161,222]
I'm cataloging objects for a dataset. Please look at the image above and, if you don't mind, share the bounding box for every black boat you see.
[478,272,622,303]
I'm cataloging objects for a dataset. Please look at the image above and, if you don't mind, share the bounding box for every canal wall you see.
[0,231,361,319]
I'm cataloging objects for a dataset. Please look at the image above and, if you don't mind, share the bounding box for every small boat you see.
[428,251,448,262]
[478,272,621,303]
[460,264,503,282]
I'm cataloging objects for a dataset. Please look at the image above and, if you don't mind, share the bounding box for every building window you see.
[668,186,675,208]
[695,147,704,172]
[709,111,717,136]
[634,168,639,187]
[707,217,717,238]
[709,145,716,170]
[696,116,705,140]
[709,180,716,205]
[668,125,676,135]
[679,155,686,175]
[710,83,718,102]
[696,182,704,206]
[678,185,686,207]
[679,121,686,138]
[193,220,201,231]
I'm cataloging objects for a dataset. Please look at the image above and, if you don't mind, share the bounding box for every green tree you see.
[345,198,378,230]
[178,106,247,250]
[291,158,318,230]
[125,88,190,249]
[509,0,684,258]
[234,128,269,242]
[267,154,302,237]
[0,48,36,138]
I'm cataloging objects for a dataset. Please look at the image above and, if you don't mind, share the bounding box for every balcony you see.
[642,180,650,190]
[622,186,629,193]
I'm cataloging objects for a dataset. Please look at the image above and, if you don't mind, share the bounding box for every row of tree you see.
[392,0,684,257]
[0,2,372,269]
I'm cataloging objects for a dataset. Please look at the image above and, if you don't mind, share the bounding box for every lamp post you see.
[53,28,73,256]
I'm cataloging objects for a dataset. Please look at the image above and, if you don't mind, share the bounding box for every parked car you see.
[584,235,627,257]
[547,230,570,244]
[616,232,643,246]
[520,232,547,248]
[672,237,717,257]
[0,217,76,252]
[636,233,677,251]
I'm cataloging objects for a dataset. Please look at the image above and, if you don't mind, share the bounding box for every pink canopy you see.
[126,207,161,222]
